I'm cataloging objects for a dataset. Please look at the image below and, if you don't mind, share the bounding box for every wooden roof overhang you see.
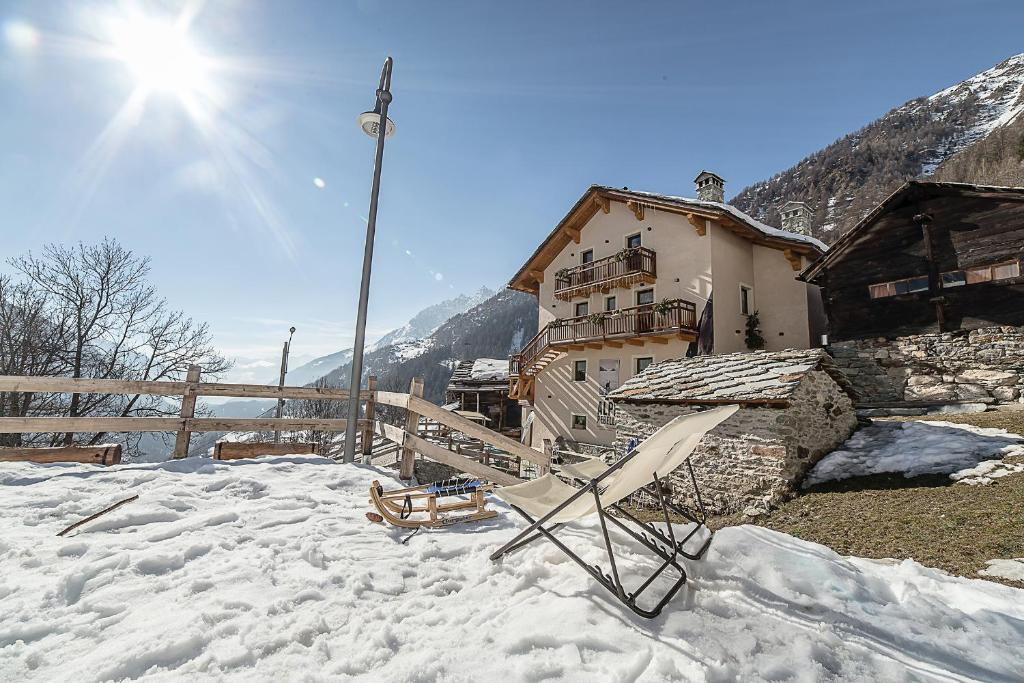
[509,186,824,296]
[799,181,1024,285]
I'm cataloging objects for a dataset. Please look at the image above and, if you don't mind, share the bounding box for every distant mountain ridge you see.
[319,289,538,403]
[277,287,494,388]
[731,54,1024,241]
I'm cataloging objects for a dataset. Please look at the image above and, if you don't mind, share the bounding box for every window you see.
[867,275,930,299]
[605,295,617,312]
[636,288,655,306]
[574,301,589,317]
[945,260,1021,286]
[941,271,967,288]
[739,285,753,315]
[573,359,587,382]
[626,233,642,249]
[635,357,654,374]
[580,249,594,265]
[571,414,588,430]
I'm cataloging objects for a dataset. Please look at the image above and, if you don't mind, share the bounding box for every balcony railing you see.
[553,247,656,300]
[509,300,698,378]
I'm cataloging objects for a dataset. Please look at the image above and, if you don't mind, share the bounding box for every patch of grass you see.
[712,471,1024,588]
[629,412,1024,588]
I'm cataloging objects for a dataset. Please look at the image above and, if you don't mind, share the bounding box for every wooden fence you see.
[0,366,375,460]
[0,371,551,486]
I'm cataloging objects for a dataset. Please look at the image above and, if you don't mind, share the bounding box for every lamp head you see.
[358,109,395,138]
[289,326,296,335]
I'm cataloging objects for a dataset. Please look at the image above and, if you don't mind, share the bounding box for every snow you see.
[806,420,1024,486]
[980,559,1024,582]
[917,53,1024,176]
[602,187,829,251]
[804,419,1024,487]
[2,457,1023,681]
[468,358,508,381]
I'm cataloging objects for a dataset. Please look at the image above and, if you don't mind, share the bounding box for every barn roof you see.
[800,181,1024,283]
[607,348,855,405]
[509,185,826,295]
[447,358,510,392]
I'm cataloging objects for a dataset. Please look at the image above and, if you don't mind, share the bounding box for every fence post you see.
[172,365,201,459]
[399,377,424,481]
[360,375,377,464]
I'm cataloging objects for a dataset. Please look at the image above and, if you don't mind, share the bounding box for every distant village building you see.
[801,181,1024,407]
[507,174,828,449]
[608,349,858,514]
[445,359,521,435]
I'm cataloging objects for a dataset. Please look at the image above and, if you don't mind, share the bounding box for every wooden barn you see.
[445,359,522,435]
[801,181,1024,341]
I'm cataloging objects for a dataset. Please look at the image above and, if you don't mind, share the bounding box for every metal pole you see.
[274,327,295,442]
[344,57,393,464]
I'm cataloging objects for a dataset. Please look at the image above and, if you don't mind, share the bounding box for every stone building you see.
[607,349,857,514]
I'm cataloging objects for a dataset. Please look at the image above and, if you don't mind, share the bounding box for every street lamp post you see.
[274,326,296,443]
[344,57,395,464]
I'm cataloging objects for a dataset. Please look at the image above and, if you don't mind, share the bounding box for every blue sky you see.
[2,0,1022,381]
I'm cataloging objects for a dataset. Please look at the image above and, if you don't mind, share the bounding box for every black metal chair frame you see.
[490,450,713,619]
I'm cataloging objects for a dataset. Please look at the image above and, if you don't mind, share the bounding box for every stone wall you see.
[829,326,1024,406]
[612,370,857,514]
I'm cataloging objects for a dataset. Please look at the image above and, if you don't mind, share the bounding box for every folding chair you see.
[490,405,737,619]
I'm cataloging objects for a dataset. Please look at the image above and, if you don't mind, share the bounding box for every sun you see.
[108,15,210,98]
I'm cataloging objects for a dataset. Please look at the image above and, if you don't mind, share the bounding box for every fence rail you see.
[0,368,375,460]
[0,372,550,487]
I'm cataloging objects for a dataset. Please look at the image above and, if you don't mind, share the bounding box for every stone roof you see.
[447,358,509,392]
[607,348,854,404]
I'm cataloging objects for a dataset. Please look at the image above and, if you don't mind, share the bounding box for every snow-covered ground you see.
[804,419,1024,487]
[2,457,1023,681]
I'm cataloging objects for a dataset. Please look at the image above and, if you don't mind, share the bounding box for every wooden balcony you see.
[508,300,698,401]
[553,247,656,301]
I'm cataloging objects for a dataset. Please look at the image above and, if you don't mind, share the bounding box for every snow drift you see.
[1,457,1022,681]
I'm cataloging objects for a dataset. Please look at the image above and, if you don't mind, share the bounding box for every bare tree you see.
[0,275,69,446]
[289,377,346,455]
[8,238,231,455]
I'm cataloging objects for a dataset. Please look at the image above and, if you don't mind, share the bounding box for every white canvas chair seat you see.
[491,405,738,619]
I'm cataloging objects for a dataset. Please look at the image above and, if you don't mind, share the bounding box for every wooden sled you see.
[367,478,498,529]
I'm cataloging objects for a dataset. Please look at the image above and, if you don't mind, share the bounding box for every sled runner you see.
[367,478,498,529]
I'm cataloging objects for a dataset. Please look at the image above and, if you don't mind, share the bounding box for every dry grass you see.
[639,411,1024,588]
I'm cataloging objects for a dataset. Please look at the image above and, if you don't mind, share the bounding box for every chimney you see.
[694,171,725,203]
[779,201,811,233]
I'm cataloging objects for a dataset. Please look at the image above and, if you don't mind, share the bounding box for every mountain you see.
[278,287,494,388]
[319,289,539,403]
[731,54,1024,242]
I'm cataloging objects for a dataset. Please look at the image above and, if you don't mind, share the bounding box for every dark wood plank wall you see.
[823,194,1024,341]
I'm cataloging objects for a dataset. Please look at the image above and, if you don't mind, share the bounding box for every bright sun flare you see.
[109,16,210,97]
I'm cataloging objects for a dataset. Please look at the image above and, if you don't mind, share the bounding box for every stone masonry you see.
[828,325,1024,406]
[613,370,857,515]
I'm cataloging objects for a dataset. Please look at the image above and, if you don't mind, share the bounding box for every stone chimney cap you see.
[693,170,726,184]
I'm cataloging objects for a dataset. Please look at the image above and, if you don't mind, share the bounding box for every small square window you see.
[574,301,589,317]
[941,271,966,288]
[993,261,1020,281]
[581,249,594,265]
[635,357,654,374]
[574,360,587,382]
[605,296,617,312]
[739,286,752,315]
[966,266,993,284]
[636,289,654,306]
[571,414,587,430]
[626,234,642,249]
